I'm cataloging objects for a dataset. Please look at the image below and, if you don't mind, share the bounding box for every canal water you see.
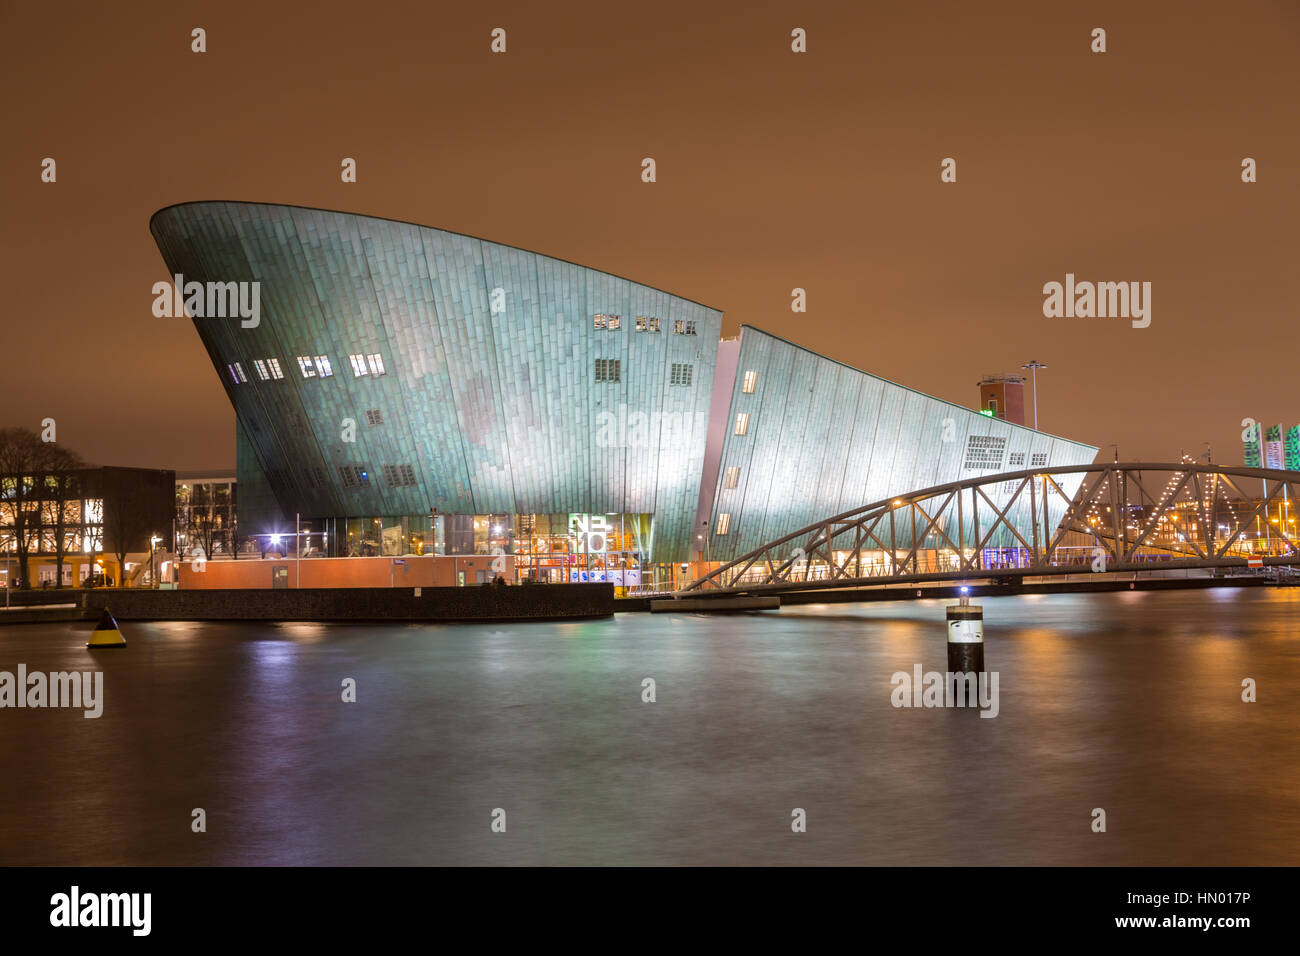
[1,589,1297,866]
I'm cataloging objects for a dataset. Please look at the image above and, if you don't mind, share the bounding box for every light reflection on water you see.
[1,588,1297,865]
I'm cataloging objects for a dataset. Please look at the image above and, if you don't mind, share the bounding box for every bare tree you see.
[0,428,45,589]
[101,471,155,588]
[186,505,220,564]
[43,445,88,588]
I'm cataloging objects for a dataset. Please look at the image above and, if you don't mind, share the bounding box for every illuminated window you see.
[648,317,661,332]
[716,513,732,535]
[381,464,418,487]
[349,354,369,377]
[724,466,740,489]
[962,435,1006,470]
[1001,453,1026,493]
[635,316,647,332]
[367,353,386,376]
[253,359,270,380]
[267,358,284,379]
[742,370,757,393]
[594,313,607,329]
[298,356,317,378]
[673,319,697,335]
[670,363,693,386]
[314,355,333,377]
[365,409,384,426]
[339,465,369,488]
[594,358,621,383]
[608,315,621,330]
[227,363,247,384]
[734,413,750,436]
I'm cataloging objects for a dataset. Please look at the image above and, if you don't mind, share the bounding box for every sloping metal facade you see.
[152,202,1098,565]
[151,201,721,562]
[704,326,1099,561]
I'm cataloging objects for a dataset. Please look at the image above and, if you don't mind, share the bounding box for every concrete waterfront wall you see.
[176,555,515,589]
[75,583,613,622]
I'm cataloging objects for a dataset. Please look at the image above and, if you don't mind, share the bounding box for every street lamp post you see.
[149,534,161,589]
[1021,360,1047,431]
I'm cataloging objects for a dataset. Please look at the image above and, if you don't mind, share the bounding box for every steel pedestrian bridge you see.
[678,463,1300,596]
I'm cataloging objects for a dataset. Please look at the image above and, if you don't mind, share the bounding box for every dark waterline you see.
[1,588,1297,865]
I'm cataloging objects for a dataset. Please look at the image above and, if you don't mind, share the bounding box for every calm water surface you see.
[1,588,1298,865]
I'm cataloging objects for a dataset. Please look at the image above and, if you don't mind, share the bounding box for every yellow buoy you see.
[87,608,126,649]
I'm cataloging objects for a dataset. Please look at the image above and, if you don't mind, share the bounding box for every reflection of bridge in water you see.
[680,463,1300,596]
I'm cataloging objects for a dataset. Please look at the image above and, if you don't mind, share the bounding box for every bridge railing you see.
[682,463,1300,594]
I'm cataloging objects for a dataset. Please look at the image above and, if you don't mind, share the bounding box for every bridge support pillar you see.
[946,597,984,704]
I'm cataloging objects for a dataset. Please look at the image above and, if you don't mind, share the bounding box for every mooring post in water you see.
[946,590,983,704]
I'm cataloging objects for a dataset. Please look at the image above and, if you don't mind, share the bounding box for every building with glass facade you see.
[151,201,1098,583]
[174,470,240,559]
[0,466,175,588]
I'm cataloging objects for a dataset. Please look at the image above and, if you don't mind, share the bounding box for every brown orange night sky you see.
[3,0,1298,471]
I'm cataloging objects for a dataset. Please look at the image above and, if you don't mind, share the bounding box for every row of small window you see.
[964,436,1051,472]
[338,464,417,489]
[593,314,697,335]
[226,353,386,385]
[1000,452,1050,493]
[593,361,694,386]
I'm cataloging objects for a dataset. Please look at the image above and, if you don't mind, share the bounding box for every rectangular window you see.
[367,353,386,376]
[253,359,270,381]
[267,358,284,379]
[734,413,750,436]
[962,435,1007,470]
[635,316,647,332]
[742,370,757,393]
[608,315,620,330]
[338,465,370,488]
[716,513,732,535]
[594,358,621,383]
[724,466,740,489]
[686,320,697,335]
[1002,453,1027,494]
[649,317,660,332]
[1030,452,1049,467]
[227,362,247,384]
[987,399,998,416]
[314,355,333,377]
[381,464,417,487]
[594,313,607,329]
[349,354,369,377]
[670,363,693,386]
[298,356,317,378]
[673,319,685,334]
[365,409,383,426]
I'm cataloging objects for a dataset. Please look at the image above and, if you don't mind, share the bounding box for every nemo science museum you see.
[151,201,1098,588]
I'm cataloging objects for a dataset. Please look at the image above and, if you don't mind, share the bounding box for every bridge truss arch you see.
[680,462,1300,594]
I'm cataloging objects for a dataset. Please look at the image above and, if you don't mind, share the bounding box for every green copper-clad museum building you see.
[151,201,1097,582]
